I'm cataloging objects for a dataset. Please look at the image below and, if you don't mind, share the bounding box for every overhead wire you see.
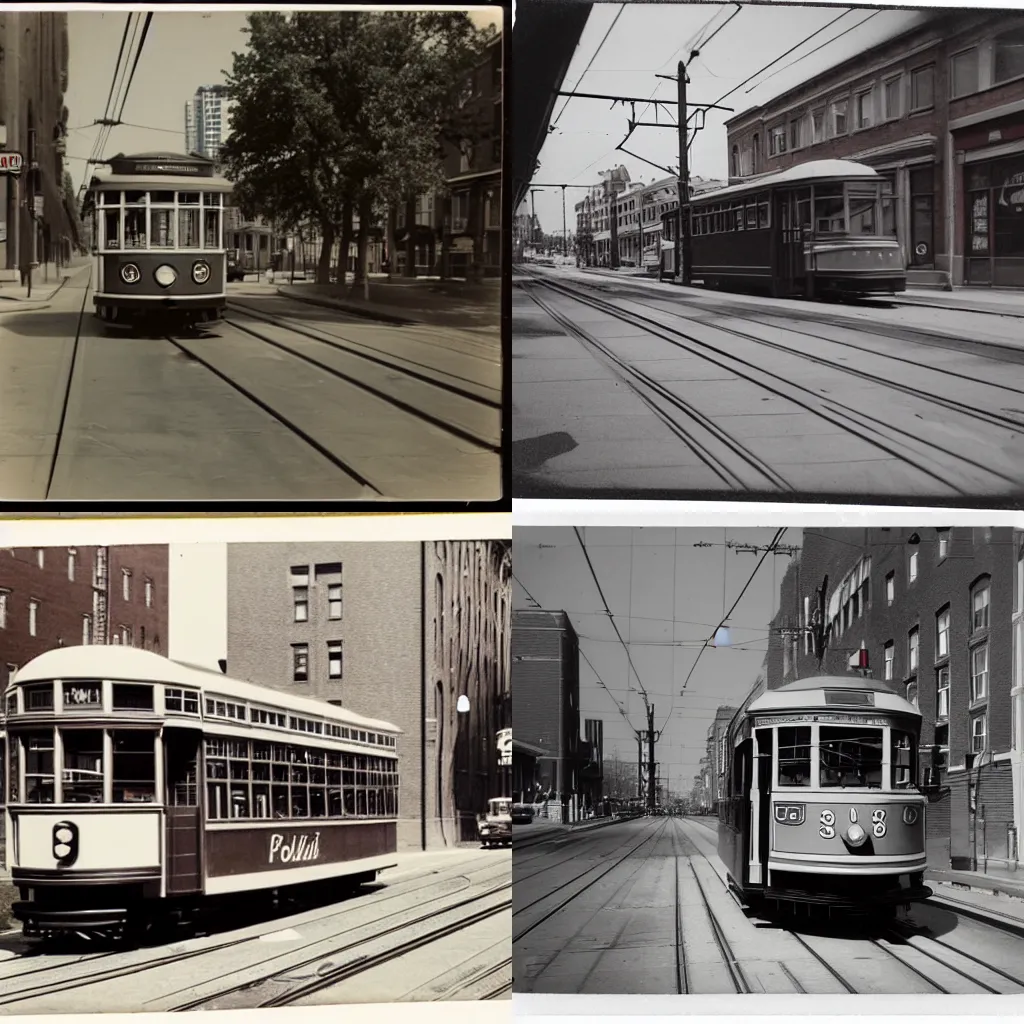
[550,4,626,131]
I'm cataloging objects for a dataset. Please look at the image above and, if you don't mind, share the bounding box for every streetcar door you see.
[773,190,803,297]
[164,729,202,894]
[752,728,773,885]
[734,738,753,887]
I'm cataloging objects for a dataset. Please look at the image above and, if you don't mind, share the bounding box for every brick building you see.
[0,11,77,281]
[724,10,1024,287]
[767,527,1024,870]
[511,609,590,823]
[706,705,738,814]
[225,541,510,851]
[0,545,169,689]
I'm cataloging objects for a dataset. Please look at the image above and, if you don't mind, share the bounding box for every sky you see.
[513,526,802,798]
[522,2,931,233]
[168,542,227,670]
[65,6,503,195]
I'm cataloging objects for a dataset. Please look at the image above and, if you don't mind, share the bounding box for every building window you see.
[811,109,824,143]
[29,599,38,637]
[855,89,873,129]
[145,578,153,608]
[884,641,894,681]
[906,681,919,709]
[82,614,92,645]
[937,529,950,559]
[971,645,989,703]
[122,569,131,601]
[937,607,950,659]
[910,64,934,110]
[789,118,802,150]
[36,549,44,569]
[328,583,342,620]
[731,144,739,177]
[909,627,919,674]
[769,125,787,156]
[883,76,902,120]
[937,666,950,718]
[971,712,987,753]
[995,27,1024,85]
[0,589,7,629]
[119,625,132,646]
[972,579,991,632]
[292,644,309,682]
[67,548,76,581]
[751,133,759,173]
[294,585,309,623]
[328,641,343,680]
[951,48,979,98]
[886,571,895,606]
[909,550,918,583]
[829,98,848,136]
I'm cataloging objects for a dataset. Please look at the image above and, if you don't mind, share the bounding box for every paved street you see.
[0,268,501,500]
[512,265,1024,500]
[0,848,510,1012]
[513,814,1024,995]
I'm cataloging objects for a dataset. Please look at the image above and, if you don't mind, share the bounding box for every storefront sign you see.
[0,152,23,174]
[497,728,511,767]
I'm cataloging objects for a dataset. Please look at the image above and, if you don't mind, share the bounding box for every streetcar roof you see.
[689,159,881,205]
[744,673,918,718]
[89,173,235,193]
[8,645,401,734]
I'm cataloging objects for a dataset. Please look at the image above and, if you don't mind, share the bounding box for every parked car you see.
[511,804,534,825]
[477,797,512,847]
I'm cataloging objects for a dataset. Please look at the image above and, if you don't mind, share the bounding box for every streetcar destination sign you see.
[269,831,322,864]
[754,713,900,728]
[0,152,24,174]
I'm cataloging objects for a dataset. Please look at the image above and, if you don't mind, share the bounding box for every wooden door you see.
[164,730,202,895]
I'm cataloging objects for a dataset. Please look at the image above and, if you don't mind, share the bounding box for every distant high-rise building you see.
[184,84,233,162]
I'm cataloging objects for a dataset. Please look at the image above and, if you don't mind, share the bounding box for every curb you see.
[929,875,1024,902]
[0,262,89,307]
[275,286,419,326]
[0,301,52,313]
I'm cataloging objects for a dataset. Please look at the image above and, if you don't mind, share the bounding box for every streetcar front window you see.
[103,209,121,249]
[777,726,812,786]
[124,208,146,249]
[62,730,104,802]
[204,209,221,249]
[892,730,917,789]
[881,195,897,237]
[150,208,175,248]
[178,208,201,248]
[848,193,877,235]
[111,731,156,803]
[814,190,845,233]
[819,726,883,788]
[24,732,55,804]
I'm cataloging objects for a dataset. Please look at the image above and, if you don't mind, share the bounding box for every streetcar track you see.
[512,819,668,944]
[687,859,751,993]
[523,273,1018,494]
[173,886,512,1010]
[164,335,383,494]
[45,266,94,500]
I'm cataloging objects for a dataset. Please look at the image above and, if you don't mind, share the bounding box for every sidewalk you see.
[927,861,1024,901]
[275,276,500,331]
[0,257,91,310]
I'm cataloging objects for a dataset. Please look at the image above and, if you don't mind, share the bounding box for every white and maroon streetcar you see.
[2,645,401,941]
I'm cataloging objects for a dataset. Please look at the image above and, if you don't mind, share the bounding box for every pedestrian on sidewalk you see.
[266,265,275,286]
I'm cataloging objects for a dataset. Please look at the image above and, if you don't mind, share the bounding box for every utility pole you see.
[637,732,644,801]
[677,60,691,287]
[561,185,567,258]
[530,188,539,246]
[647,704,657,813]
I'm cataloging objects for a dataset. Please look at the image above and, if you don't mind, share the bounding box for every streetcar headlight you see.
[120,263,141,285]
[845,823,867,847]
[52,820,80,867]
[154,264,177,288]
[192,260,211,285]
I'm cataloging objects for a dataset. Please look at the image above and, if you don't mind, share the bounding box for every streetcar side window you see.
[777,726,811,786]
[819,726,883,788]
[892,730,916,789]
[111,731,156,803]
[745,202,757,229]
[758,196,770,229]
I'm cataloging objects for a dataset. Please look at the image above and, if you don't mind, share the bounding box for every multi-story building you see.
[184,84,233,163]
[0,545,169,690]
[0,11,76,280]
[705,705,738,813]
[724,10,1024,288]
[767,527,1022,871]
[574,166,631,267]
[511,609,586,823]
[579,716,604,814]
[225,541,510,850]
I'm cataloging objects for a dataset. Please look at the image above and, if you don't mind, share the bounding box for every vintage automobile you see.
[511,803,534,825]
[478,797,513,847]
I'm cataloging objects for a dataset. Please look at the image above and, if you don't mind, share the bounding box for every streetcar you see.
[683,159,906,299]
[83,151,235,329]
[718,674,931,917]
[3,645,401,941]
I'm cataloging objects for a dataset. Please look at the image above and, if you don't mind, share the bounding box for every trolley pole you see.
[647,704,657,813]
[677,60,692,287]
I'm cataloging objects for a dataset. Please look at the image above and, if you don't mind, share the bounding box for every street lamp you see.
[457,694,470,839]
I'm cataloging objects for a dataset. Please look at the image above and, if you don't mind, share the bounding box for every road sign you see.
[0,151,24,174]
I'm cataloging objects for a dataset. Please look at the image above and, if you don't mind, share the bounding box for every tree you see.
[220,11,495,291]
